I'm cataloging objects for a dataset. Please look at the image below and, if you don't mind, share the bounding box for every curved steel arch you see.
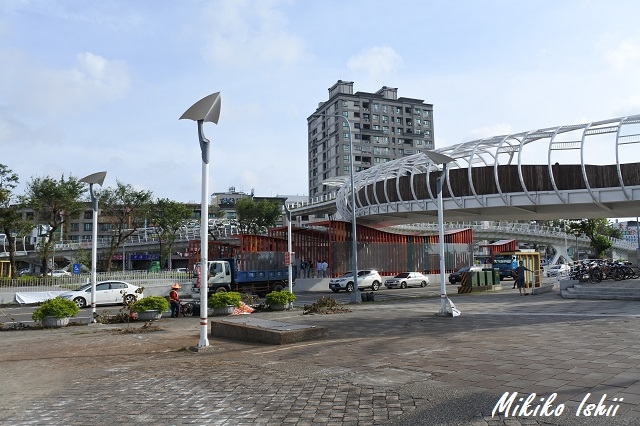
[332,114,640,221]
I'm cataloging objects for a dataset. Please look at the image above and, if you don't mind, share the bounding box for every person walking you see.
[515,261,531,296]
[169,283,181,317]
[300,259,307,278]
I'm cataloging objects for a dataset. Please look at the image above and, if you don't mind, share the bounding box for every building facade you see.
[307,80,434,202]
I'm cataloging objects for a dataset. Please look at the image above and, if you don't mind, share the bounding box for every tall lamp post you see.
[80,171,107,321]
[180,92,221,349]
[423,151,455,316]
[284,204,293,293]
[313,113,359,303]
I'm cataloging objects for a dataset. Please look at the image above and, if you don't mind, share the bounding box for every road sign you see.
[72,263,81,275]
[284,252,290,266]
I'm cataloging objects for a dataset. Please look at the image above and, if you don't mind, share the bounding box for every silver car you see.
[384,272,429,289]
[329,269,382,293]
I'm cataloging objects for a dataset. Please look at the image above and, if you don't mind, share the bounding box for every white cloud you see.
[0,50,130,117]
[602,40,640,70]
[347,46,403,79]
[200,0,307,69]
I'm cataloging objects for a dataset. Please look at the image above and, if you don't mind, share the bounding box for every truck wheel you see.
[346,282,354,292]
[272,284,285,292]
[214,287,227,293]
[371,281,380,291]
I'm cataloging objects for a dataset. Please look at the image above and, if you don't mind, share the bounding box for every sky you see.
[1,0,640,205]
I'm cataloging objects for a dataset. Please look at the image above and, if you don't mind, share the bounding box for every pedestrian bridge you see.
[293,114,640,229]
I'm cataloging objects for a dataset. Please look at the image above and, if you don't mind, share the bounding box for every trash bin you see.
[493,269,501,284]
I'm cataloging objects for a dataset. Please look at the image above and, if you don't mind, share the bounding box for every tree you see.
[98,181,153,271]
[565,219,614,259]
[0,165,34,278]
[150,198,192,269]
[22,174,86,274]
[235,198,281,234]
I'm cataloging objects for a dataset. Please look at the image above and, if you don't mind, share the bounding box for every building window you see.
[396,117,402,124]
[70,223,79,232]
[382,104,388,113]
[343,132,349,139]
[363,113,370,121]
[373,136,379,143]
[373,125,380,131]
[372,114,379,121]
[413,108,421,115]
[423,110,430,118]
[383,136,389,144]
[84,211,92,219]
[353,101,360,107]
[342,111,348,117]
[382,115,388,123]
[383,126,389,134]
[424,120,431,128]
[396,128,403,135]
[395,107,402,114]
[375,157,381,163]
[343,155,349,163]
[372,103,379,111]
[84,223,92,232]
[342,100,347,107]
[424,130,431,136]
[344,166,350,172]
[354,122,360,129]
[416,119,421,125]
[416,139,423,145]
[343,121,349,127]
[343,144,349,152]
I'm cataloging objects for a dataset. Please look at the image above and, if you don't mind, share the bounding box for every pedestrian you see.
[300,259,307,278]
[169,283,181,317]
[322,260,328,278]
[515,261,531,296]
[316,260,322,278]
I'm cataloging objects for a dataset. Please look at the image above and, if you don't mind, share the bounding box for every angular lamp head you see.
[80,171,107,186]
[179,92,221,124]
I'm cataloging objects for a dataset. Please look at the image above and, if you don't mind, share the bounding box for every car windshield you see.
[395,273,410,278]
[457,267,470,273]
[340,272,354,277]
[74,283,92,291]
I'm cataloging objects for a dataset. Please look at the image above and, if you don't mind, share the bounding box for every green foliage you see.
[98,181,154,271]
[566,219,615,258]
[208,291,242,308]
[265,290,296,305]
[21,174,86,274]
[235,198,281,234]
[130,296,169,313]
[32,297,80,321]
[0,164,34,278]
[150,198,192,268]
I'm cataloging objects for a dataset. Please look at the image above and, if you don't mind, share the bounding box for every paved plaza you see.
[1,289,640,425]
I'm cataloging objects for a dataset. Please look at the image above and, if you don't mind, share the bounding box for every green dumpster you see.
[478,270,486,286]
[461,271,478,286]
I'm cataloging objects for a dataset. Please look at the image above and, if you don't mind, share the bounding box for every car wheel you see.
[371,281,380,291]
[123,294,135,305]
[346,282,354,292]
[420,281,427,287]
[73,297,86,309]
[331,289,340,293]
[400,281,407,289]
[215,287,227,293]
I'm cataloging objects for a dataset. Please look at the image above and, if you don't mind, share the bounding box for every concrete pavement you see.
[1,288,640,425]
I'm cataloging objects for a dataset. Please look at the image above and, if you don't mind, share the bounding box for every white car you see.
[384,272,429,289]
[329,269,382,292]
[60,281,143,308]
[48,269,71,277]
[546,264,571,277]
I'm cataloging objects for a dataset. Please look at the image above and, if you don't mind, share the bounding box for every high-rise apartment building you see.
[307,80,434,201]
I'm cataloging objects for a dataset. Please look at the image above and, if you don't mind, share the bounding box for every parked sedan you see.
[448,266,483,284]
[546,264,570,277]
[48,269,71,277]
[384,272,429,289]
[329,269,382,292]
[60,281,143,308]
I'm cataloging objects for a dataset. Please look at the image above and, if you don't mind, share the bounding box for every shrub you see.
[265,290,296,306]
[208,291,242,308]
[130,296,169,313]
[32,297,80,321]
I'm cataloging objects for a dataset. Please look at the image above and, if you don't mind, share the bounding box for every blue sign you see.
[72,263,82,275]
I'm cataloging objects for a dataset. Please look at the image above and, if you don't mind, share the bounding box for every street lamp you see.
[80,171,107,321]
[284,204,293,293]
[312,113,359,303]
[180,92,221,349]
[423,151,455,316]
